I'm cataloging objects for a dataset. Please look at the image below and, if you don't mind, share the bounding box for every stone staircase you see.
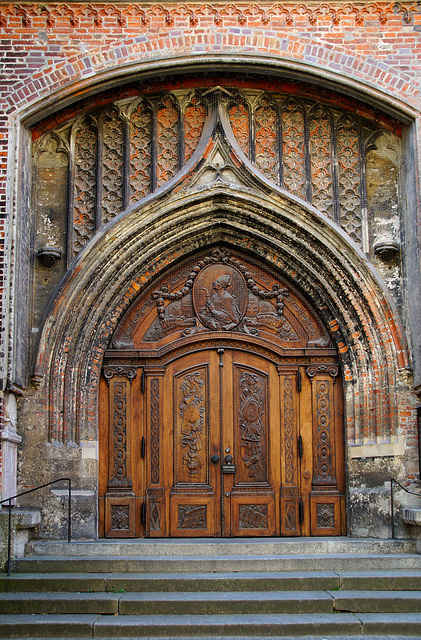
[1,538,421,638]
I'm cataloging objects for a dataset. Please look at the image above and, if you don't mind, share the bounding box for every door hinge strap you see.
[298,435,303,458]
[299,501,304,523]
[297,369,302,392]
[141,436,146,459]
[141,501,146,525]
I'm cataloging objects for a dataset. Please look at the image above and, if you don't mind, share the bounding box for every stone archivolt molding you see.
[34,177,409,453]
[28,44,410,456]
[0,2,419,29]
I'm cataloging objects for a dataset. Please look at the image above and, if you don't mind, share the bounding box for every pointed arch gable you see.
[34,183,409,456]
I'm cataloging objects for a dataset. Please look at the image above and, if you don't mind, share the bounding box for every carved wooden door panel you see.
[99,249,346,538]
[165,350,221,537]
[223,350,280,537]
[143,348,280,537]
[99,353,345,538]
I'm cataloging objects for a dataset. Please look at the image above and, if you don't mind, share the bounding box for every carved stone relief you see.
[129,99,152,204]
[101,107,125,225]
[337,115,362,243]
[156,94,179,187]
[309,105,334,219]
[72,117,97,254]
[184,95,206,161]
[255,94,279,182]
[281,98,306,199]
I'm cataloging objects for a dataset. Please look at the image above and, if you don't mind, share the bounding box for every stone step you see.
[2,570,421,593]
[4,589,419,616]
[1,612,421,638]
[11,552,421,574]
[25,537,416,557]
[3,637,421,640]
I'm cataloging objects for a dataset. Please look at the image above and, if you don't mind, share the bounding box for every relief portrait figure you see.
[193,265,248,331]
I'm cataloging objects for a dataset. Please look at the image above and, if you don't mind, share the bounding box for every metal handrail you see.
[0,478,71,576]
[390,478,421,539]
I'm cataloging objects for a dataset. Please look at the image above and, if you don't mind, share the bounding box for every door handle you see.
[211,454,220,463]
[222,454,235,473]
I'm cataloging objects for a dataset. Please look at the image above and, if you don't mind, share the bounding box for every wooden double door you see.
[100,346,345,538]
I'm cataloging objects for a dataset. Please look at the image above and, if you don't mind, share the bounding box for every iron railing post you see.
[1,478,72,576]
[7,498,12,577]
[68,479,71,543]
[391,479,395,540]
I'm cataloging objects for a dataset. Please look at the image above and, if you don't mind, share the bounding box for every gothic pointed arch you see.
[34,166,409,455]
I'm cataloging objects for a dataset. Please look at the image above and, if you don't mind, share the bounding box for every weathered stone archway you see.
[12,53,415,539]
[34,176,409,454]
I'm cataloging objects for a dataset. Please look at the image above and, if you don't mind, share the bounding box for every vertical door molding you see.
[103,365,137,537]
[306,364,343,536]
[279,367,301,536]
[145,367,166,537]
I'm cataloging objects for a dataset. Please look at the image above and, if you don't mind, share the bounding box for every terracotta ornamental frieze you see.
[0,3,418,29]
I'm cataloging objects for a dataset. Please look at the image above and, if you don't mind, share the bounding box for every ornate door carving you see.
[99,249,345,537]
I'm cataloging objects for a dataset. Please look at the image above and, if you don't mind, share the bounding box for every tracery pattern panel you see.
[317,503,335,529]
[254,94,279,183]
[309,106,334,219]
[229,97,250,157]
[281,98,306,198]
[111,505,130,530]
[101,108,125,225]
[184,96,206,161]
[156,95,180,188]
[129,99,152,203]
[337,114,362,243]
[72,117,97,255]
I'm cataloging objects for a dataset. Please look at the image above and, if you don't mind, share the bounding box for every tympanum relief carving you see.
[111,250,332,351]
[145,250,303,344]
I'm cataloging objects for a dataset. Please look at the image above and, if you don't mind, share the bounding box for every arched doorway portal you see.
[29,67,410,542]
[99,248,345,538]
